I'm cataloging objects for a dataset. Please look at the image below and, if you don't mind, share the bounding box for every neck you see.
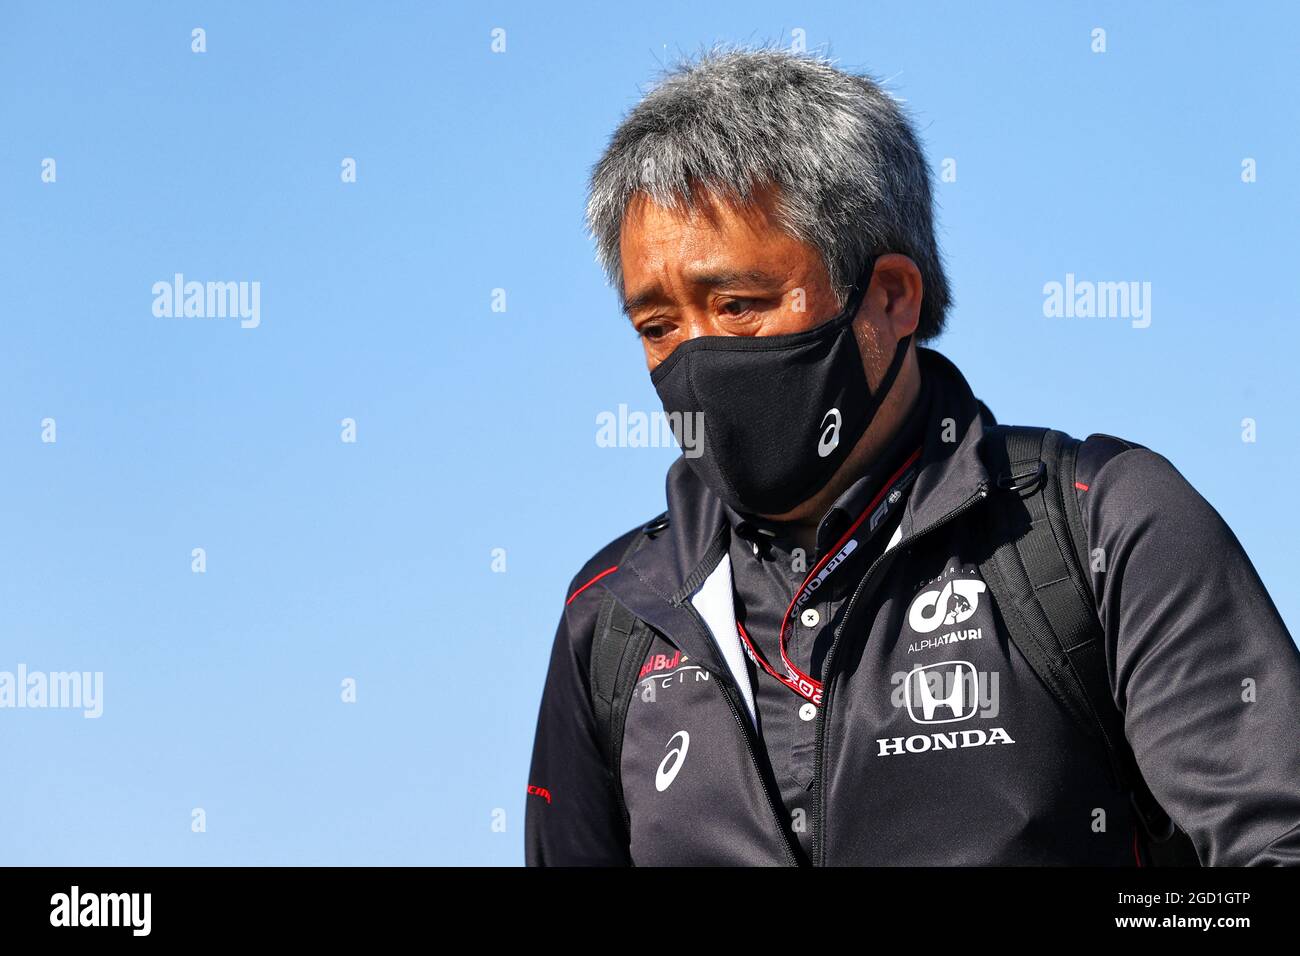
[764,354,924,552]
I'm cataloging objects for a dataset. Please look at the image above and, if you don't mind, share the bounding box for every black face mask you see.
[650,258,912,516]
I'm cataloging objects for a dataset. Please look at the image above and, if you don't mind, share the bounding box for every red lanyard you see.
[735,446,923,705]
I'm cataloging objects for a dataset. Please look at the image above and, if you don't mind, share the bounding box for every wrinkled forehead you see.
[617,184,812,295]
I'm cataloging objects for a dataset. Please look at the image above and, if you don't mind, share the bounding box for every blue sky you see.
[0,1,1295,865]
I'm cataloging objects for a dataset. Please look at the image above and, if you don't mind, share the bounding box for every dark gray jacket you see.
[525,349,1300,865]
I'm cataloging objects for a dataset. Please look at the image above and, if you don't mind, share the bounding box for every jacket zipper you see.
[716,677,802,866]
[812,482,990,866]
[678,601,802,866]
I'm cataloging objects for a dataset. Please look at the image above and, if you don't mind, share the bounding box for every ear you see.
[861,253,923,341]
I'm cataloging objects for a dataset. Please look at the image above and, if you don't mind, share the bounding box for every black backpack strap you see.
[588,516,665,832]
[977,426,1199,865]
[978,427,1126,775]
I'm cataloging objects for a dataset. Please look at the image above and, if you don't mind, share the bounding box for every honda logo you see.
[904,660,979,724]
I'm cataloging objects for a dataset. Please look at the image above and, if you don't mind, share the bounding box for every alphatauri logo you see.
[817,408,841,457]
[655,731,690,791]
[908,578,987,634]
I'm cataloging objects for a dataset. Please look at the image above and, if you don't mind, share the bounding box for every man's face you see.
[618,183,924,524]
[619,186,844,371]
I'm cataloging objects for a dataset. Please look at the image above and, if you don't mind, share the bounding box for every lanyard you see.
[735,446,923,705]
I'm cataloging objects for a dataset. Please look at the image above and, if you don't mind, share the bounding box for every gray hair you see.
[586,46,951,341]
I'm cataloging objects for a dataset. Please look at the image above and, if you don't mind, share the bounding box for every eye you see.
[638,322,669,342]
[719,298,757,317]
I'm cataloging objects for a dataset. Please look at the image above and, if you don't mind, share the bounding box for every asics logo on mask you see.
[818,408,842,458]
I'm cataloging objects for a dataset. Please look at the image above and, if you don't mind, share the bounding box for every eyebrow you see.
[621,267,784,317]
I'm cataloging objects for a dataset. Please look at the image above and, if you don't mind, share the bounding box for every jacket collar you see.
[903,348,996,537]
[602,347,995,678]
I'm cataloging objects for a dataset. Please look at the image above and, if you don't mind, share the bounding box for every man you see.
[525,48,1300,865]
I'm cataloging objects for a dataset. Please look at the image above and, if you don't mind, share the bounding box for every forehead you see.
[620,185,777,256]
[618,186,820,291]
